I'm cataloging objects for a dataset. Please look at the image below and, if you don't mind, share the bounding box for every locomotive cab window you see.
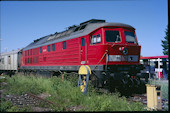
[63,41,67,49]
[97,34,101,42]
[91,34,101,44]
[124,31,137,44]
[105,31,121,42]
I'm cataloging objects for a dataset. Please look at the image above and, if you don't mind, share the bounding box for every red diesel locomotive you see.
[20,19,145,93]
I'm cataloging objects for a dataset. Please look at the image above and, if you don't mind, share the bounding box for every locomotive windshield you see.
[124,31,137,44]
[105,31,121,42]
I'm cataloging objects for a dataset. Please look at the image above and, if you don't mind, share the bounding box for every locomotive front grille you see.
[122,55,128,61]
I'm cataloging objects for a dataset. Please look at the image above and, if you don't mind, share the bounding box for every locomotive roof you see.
[23,19,135,51]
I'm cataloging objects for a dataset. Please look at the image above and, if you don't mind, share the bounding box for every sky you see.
[0,0,168,56]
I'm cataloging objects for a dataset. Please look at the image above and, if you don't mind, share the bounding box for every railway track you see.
[0,80,54,112]
[126,93,168,111]
[1,76,168,111]
[3,93,55,112]
[126,94,147,105]
[1,80,84,112]
[97,86,168,111]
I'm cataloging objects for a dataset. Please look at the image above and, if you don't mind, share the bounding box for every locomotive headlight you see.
[122,48,128,55]
[119,47,128,55]
[119,47,124,51]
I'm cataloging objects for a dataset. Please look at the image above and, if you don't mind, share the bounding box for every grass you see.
[0,74,145,112]
[148,79,169,100]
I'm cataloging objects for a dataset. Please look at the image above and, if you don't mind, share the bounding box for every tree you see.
[161,26,169,55]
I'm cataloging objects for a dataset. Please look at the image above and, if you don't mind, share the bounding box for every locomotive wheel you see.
[128,78,134,88]
[90,74,99,88]
[119,77,134,96]
[139,80,146,94]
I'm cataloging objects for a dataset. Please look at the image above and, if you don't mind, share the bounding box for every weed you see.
[2,74,145,111]
[149,80,168,99]
[0,101,13,112]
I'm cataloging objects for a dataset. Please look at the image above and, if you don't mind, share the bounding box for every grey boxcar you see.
[0,49,22,75]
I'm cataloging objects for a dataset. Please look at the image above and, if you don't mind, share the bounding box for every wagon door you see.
[80,38,86,64]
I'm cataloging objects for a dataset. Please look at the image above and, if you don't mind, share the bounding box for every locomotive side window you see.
[36,56,38,63]
[52,44,55,51]
[25,59,27,65]
[48,45,51,52]
[124,31,137,44]
[91,34,101,44]
[30,49,32,55]
[105,31,120,42]
[33,57,35,63]
[81,38,85,46]
[63,41,67,49]
[30,58,32,64]
[40,47,42,53]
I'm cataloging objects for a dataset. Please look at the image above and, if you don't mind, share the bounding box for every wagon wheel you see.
[90,74,99,88]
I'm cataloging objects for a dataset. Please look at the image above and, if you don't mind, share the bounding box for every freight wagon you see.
[0,49,22,75]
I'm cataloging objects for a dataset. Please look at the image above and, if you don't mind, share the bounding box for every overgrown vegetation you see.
[0,100,32,112]
[149,80,169,100]
[0,74,145,112]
